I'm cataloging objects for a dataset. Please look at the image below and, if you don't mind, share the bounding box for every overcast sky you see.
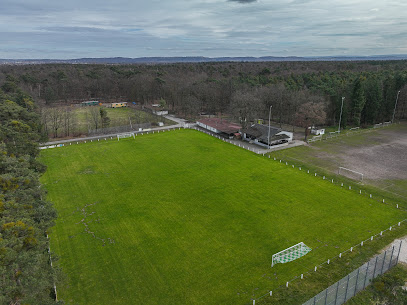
[1,0,406,59]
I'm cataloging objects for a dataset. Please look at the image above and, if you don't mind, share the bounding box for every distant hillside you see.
[1,55,407,65]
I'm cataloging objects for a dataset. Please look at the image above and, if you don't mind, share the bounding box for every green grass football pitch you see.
[40,129,405,305]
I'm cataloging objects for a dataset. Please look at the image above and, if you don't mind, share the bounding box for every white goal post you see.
[272,242,312,267]
[117,132,135,140]
[338,167,364,182]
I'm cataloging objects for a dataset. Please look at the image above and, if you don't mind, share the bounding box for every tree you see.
[295,102,327,140]
[48,108,63,138]
[0,99,42,157]
[99,107,110,128]
[159,98,166,108]
[0,93,59,304]
[63,107,76,137]
[362,77,381,124]
[230,90,262,129]
[88,107,101,130]
[351,76,366,126]
[43,87,56,105]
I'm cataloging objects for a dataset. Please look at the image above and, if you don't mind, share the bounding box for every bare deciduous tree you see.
[62,107,76,137]
[88,107,101,130]
[295,101,327,140]
[230,90,262,128]
[48,107,63,138]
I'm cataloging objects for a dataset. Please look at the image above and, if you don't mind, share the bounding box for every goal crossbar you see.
[338,167,364,181]
[272,242,312,267]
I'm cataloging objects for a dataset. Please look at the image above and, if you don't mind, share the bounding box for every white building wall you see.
[276,131,293,141]
[311,129,325,135]
[154,110,169,115]
[196,121,220,133]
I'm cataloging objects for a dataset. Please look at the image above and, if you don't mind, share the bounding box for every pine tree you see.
[351,77,366,126]
[362,77,382,124]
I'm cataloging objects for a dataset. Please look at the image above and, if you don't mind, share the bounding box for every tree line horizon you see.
[0,60,406,133]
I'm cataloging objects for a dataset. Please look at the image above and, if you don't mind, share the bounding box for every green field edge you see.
[40,130,407,305]
[258,223,407,304]
[268,149,407,210]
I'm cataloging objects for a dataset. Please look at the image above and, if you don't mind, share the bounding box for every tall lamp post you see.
[338,96,345,133]
[268,105,273,148]
[392,90,401,123]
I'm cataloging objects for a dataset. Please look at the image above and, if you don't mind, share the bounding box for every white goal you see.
[272,242,312,267]
[117,132,135,140]
[338,167,364,182]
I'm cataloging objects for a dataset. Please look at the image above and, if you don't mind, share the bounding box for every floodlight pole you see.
[392,90,401,123]
[268,105,273,148]
[338,97,345,133]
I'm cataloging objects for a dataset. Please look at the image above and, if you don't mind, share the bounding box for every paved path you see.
[387,236,407,264]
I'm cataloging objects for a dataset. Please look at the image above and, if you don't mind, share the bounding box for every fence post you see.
[334,281,340,305]
[324,286,328,305]
[344,274,350,301]
[396,240,403,264]
[313,296,316,305]
[372,256,379,278]
[380,250,387,275]
[354,267,360,295]
[363,260,370,289]
[388,245,395,269]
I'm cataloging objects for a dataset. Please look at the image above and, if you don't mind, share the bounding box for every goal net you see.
[272,242,312,267]
[338,167,364,182]
[117,132,135,140]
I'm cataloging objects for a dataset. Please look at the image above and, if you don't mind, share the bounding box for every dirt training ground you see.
[271,122,407,199]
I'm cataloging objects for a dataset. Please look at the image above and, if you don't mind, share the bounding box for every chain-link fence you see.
[88,123,152,136]
[303,240,402,305]
[307,121,393,143]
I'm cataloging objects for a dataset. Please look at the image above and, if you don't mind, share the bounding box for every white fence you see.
[39,144,64,150]
[308,122,392,143]
[39,126,183,148]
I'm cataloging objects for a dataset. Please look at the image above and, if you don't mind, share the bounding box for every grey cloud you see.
[40,27,111,33]
[0,0,406,58]
[228,0,257,3]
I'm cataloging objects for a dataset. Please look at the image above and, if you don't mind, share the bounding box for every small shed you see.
[311,127,325,135]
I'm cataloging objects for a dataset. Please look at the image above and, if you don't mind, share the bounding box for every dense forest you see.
[0,60,406,133]
[0,61,406,302]
[0,90,60,304]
